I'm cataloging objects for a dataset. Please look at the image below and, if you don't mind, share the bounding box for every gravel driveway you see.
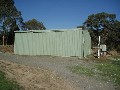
[0,53,116,90]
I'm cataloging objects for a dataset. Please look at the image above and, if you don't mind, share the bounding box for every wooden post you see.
[98,36,100,58]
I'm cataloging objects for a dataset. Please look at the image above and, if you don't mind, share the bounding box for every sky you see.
[14,0,120,29]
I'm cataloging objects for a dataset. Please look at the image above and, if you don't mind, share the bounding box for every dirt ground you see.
[0,59,75,90]
[0,53,117,90]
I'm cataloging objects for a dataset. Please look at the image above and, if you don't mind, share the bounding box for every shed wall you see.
[14,29,91,57]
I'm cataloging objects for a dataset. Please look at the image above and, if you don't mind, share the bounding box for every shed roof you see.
[14,28,85,33]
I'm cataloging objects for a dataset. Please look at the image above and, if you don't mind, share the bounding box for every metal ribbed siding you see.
[14,29,91,57]
[83,30,91,57]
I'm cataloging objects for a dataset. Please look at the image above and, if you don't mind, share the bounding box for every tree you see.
[0,0,25,45]
[25,19,46,30]
[106,20,120,51]
[7,20,20,45]
[83,12,120,50]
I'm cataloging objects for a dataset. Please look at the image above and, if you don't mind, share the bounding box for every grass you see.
[0,70,23,90]
[68,57,120,86]
[96,60,120,85]
[68,66,95,76]
[112,55,120,59]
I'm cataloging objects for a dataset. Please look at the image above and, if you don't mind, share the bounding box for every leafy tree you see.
[106,20,120,51]
[83,12,120,51]
[7,20,20,45]
[25,19,46,30]
[0,0,25,45]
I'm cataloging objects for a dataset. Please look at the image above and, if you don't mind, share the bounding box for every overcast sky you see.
[14,0,120,29]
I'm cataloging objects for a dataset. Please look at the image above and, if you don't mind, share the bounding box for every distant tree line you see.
[0,0,46,45]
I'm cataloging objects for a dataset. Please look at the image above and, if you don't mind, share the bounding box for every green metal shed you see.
[14,28,91,57]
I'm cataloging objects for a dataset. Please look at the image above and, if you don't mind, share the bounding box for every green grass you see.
[96,60,120,85]
[68,66,95,76]
[68,58,120,86]
[0,70,23,90]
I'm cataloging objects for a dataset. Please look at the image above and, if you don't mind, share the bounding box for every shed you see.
[14,28,91,58]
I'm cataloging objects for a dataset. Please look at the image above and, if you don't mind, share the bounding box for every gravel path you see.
[0,53,116,90]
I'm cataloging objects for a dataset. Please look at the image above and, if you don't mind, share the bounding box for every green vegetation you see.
[68,58,120,85]
[0,70,23,90]
[83,12,120,51]
[0,0,25,45]
[96,60,120,85]
[0,0,46,45]
[25,19,46,30]
[68,66,94,76]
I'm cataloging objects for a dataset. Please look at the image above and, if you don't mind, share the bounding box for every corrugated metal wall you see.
[83,30,91,57]
[14,29,91,57]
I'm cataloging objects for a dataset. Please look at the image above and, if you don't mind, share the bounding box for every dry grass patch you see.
[0,59,75,90]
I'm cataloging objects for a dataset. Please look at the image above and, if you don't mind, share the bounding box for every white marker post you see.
[98,36,100,58]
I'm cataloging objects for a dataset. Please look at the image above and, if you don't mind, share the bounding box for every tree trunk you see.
[2,35,4,46]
